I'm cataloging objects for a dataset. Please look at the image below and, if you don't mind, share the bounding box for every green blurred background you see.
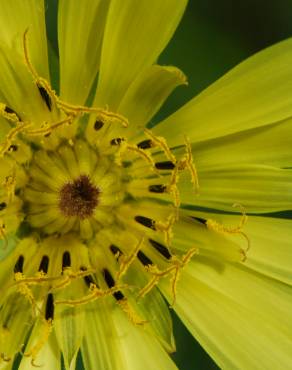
[44,1,292,369]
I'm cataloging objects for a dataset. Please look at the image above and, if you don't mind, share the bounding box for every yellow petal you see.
[82,301,178,370]
[179,164,292,213]
[186,259,292,335]
[154,38,292,146]
[112,307,178,370]
[54,293,85,370]
[0,0,49,79]
[94,0,187,110]
[190,211,292,286]
[0,117,10,140]
[118,65,187,136]
[81,301,124,370]
[0,293,33,362]
[161,266,292,370]
[0,43,52,123]
[0,234,18,261]
[173,215,244,262]
[19,325,61,370]
[245,216,292,285]
[191,116,292,169]
[125,267,176,353]
[58,0,110,104]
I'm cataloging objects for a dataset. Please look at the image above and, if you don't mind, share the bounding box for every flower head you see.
[0,1,292,370]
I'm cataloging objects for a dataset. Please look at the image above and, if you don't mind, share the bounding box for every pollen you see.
[59,175,100,219]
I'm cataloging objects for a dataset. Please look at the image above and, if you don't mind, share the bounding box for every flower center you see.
[23,140,124,239]
[59,175,100,219]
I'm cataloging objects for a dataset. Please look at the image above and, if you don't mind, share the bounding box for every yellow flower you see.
[0,1,292,370]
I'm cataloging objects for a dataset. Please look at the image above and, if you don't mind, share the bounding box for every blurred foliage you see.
[158,0,292,121]
[42,1,292,370]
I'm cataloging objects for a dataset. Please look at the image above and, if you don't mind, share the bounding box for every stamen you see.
[8,144,18,152]
[116,237,144,281]
[0,220,7,248]
[25,116,74,137]
[12,274,60,286]
[110,137,125,146]
[11,267,96,302]
[137,133,199,208]
[4,106,20,119]
[45,294,54,321]
[23,29,128,130]
[24,317,53,367]
[206,203,250,260]
[149,238,172,260]
[0,352,11,362]
[52,268,96,291]
[137,271,159,299]
[0,202,7,211]
[58,101,129,127]
[137,139,153,149]
[155,213,177,247]
[103,268,125,301]
[102,270,146,325]
[55,280,129,306]
[94,110,129,128]
[80,267,96,288]
[155,161,175,170]
[94,120,104,131]
[84,275,95,288]
[191,216,207,225]
[37,84,52,111]
[138,247,198,305]
[164,136,198,206]
[144,129,176,163]
[14,272,39,316]
[127,144,157,167]
[117,299,147,326]
[167,140,198,207]
[137,251,153,267]
[62,251,71,270]
[180,136,199,192]
[38,256,49,274]
[23,29,40,81]
[0,103,20,122]
[135,215,156,230]
[113,293,127,306]
[148,184,167,193]
[14,255,24,273]
[115,140,157,172]
[0,123,31,157]
[109,244,122,258]
[3,175,16,203]
[80,266,97,288]
[167,165,181,207]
